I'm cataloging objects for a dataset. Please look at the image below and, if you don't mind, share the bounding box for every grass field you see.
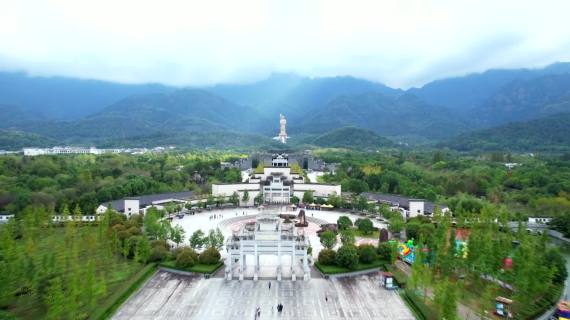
[354,229,380,239]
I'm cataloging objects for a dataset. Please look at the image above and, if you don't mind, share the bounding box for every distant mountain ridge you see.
[1,62,570,151]
[292,92,468,140]
[0,72,174,120]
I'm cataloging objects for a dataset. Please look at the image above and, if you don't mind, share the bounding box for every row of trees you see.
[0,206,134,319]
[406,206,567,319]
[0,152,245,215]
[317,149,570,219]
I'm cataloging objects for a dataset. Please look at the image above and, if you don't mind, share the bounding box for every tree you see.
[336,245,359,269]
[377,242,393,261]
[189,229,205,249]
[230,192,239,206]
[206,194,215,206]
[340,229,356,246]
[319,230,337,249]
[302,191,314,204]
[171,225,185,247]
[207,228,225,249]
[356,195,369,211]
[45,276,66,320]
[318,249,336,265]
[242,190,249,205]
[434,279,458,320]
[337,216,353,230]
[214,228,225,249]
[199,247,221,264]
[254,192,264,206]
[357,218,374,235]
[388,212,404,235]
[176,250,196,269]
[136,236,151,264]
[143,208,162,239]
[290,195,300,205]
[358,244,377,263]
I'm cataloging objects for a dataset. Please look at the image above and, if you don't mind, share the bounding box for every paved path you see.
[113,271,414,320]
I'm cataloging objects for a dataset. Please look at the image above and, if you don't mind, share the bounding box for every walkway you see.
[113,271,414,320]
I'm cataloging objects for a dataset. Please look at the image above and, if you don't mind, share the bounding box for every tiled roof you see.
[361,192,447,214]
[101,191,194,212]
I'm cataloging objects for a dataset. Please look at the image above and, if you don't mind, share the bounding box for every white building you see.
[97,191,196,216]
[0,213,15,224]
[225,211,310,281]
[362,192,450,219]
[212,154,341,206]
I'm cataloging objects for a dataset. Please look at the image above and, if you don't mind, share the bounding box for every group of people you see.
[253,304,284,319]
[209,213,224,220]
[235,211,248,216]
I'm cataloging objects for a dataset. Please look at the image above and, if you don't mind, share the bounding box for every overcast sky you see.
[1,0,570,88]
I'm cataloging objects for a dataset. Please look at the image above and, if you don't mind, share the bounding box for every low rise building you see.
[362,192,449,219]
[97,191,196,216]
[212,154,341,206]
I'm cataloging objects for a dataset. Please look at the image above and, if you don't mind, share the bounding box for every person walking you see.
[268,281,271,290]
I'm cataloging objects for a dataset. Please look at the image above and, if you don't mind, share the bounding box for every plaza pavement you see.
[112,270,415,320]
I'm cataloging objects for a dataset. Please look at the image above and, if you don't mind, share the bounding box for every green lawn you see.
[160,260,224,274]
[354,229,380,239]
[315,260,386,274]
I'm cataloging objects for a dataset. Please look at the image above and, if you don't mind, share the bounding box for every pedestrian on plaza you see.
[325,294,328,302]
[269,281,271,290]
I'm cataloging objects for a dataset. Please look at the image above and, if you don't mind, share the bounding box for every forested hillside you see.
[310,127,395,149]
[444,113,570,152]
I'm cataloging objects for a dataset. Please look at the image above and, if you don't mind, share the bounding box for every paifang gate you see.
[225,212,310,281]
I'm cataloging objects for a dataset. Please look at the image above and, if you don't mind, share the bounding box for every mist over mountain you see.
[0,72,174,120]
[1,62,570,151]
[209,73,401,125]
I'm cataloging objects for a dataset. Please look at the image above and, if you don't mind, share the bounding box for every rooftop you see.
[101,191,194,212]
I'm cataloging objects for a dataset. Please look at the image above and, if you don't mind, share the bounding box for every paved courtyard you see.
[113,270,414,320]
[171,207,388,265]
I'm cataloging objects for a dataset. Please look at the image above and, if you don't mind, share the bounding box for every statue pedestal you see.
[292,273,296,282]
[254,272,258,281]
[239,273,244,281]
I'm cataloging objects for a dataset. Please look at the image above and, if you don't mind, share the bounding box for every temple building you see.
[225,211,310,281]
[212,154,341,205]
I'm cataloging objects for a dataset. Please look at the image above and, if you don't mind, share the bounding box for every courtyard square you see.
[112,270,414,320]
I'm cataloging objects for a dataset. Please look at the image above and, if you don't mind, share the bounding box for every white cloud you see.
[1,0,569,88]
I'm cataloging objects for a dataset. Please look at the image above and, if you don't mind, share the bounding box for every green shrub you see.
[337,216,353,230]
[377,242,393,261]
[358,244,378,263]
[150,239,169,250]
[176,250,196,268]
[357,218,374,235]
[336,245,359,270]
[318,249,337,265]
[148,246,168,262]
[199,247,221,265]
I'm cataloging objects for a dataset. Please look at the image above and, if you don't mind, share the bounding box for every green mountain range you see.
[1,62,570,151]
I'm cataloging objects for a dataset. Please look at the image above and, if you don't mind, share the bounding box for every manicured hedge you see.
[314,260,386,275]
